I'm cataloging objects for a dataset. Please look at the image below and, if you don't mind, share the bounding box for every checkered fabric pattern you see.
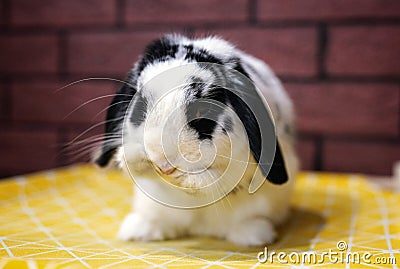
[0,165,399,268]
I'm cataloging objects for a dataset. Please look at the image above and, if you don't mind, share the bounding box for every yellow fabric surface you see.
[0,165,399,269]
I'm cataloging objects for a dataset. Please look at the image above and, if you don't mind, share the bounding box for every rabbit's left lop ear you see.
[95,77,137,167]
[227,63,288,185]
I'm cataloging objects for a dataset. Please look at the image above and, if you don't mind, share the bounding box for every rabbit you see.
[95,34,299,246]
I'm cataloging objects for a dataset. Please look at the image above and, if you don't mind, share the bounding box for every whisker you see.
[67,134,121,148]
[210,170,228,210]
[216,179,233,210]
[64,139,120,157]
[64,137,121,160]
[63,94,134,120]
[68,116,125,145]
[91,100,132,121]
[64,133,109,146]
[53,77,137,94]
[67,148,96,163]
[65,141,107,157]
[199,168,227,212]
[62,140,103,155]
[62,143,99,163]
[65,134,121,147]
[208,169,220,217]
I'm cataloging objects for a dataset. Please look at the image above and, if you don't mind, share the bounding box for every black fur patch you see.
[188,119,214,140]
[188,76,205,99]
[95,145,118,167]
[232,59,251,80]
[184,48,223,65]
[95,75,137,167]
[186,83,227,140]
[203,86,226,104]
[137,37,179,74]
[130,94,148,126]
[136,37,224,79]
[185,60,253,141]
[187,99,224,140]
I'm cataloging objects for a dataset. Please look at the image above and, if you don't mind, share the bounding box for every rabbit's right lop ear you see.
[265,140,288,184]
[227,63,288,187]
[95,80,136,167]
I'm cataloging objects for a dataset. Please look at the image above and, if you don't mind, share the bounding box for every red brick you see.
[0,1,4,25]
[198,28,318,77]
[327,26,400,76]
[0,91,4,119]
[0,35,58,74]
[10,0,116,27]
[68,32,164,75]
[286,83,399,137]
[0,83,6,120]
[12,80,120,124]
[0,130,58,177]
[257,0,400,21]
[323,140,400,175]
[297,138,316,171]
[125,0,247,25]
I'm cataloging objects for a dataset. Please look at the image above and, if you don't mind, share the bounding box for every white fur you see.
[116,36,299,246]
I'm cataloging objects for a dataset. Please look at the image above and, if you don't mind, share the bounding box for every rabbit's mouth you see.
[158,168,221,190]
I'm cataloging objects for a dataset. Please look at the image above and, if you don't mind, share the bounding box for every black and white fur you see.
[96,34,299,246]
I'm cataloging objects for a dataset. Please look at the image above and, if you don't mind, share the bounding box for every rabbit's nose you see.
[154,163,176,175]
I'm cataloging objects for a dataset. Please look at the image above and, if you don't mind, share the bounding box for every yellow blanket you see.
[0,165,398,268]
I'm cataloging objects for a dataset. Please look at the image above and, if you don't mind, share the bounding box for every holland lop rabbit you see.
[96,34,299,246]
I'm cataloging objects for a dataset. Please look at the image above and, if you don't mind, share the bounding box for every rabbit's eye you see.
[186,99,223,140]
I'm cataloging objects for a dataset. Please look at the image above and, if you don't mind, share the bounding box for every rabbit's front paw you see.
[117,213,167,241]
[227,218,277,246]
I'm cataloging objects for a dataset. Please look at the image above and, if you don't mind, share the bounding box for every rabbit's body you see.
[97,34,299,246]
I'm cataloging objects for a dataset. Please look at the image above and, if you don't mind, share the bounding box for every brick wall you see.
[0,0,399,178]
